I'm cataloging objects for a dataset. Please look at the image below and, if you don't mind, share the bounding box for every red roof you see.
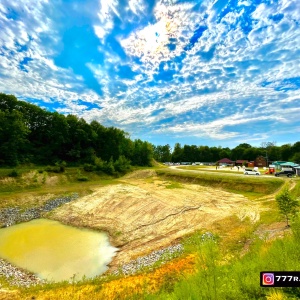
[218,158,233,163]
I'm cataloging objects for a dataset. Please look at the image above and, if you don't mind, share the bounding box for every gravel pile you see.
[0,259,44,287]
[112,244,184,276]
[0,193,79,227]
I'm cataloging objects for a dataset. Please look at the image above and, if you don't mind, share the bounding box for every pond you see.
[0,219,117,282]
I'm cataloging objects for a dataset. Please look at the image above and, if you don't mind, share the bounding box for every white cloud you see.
[93,0,120,42]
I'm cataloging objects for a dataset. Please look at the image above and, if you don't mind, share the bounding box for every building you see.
[255,156,267,167]
[272,161,287,170]
[235,160,248,166]
[217,158,234,166]
[295,167,300,176]
[248,161,255,168]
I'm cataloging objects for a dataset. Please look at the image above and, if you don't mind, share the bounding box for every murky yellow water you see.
[0,219,117,282]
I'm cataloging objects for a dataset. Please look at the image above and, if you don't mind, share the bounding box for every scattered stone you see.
[111,243,184,276]
[0,193,79,227]
[0,259,44,287]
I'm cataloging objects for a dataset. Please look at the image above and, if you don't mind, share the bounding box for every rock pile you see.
[0,259,44,287]
[112,244,184,276]
[0,193,79,227]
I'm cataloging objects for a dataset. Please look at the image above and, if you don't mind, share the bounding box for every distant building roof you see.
[218,158,233,163]
[280,162,300,167]
[273,161,287,165]
[236,160,248,164]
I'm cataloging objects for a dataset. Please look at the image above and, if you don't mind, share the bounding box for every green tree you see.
[276,188,299,227]
[280,144,292,161]
[153,144,171,162]
[0,109,29,165]
[290,152,300,164]
[172,143,183,162]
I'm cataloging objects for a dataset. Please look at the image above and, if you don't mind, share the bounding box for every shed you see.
[295,167,300,176]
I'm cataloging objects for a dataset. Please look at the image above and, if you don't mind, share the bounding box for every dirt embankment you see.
[49,171,262,269]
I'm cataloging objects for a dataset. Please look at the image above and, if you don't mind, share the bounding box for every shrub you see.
[276,187,299,226]
[8,169,18,177]
[94,157,104,171]
[83,163,94,172]
[102,158,115,175]
[77,176,89,181]
[45,165,60,173]
[55,161,66,172]
[114,155,131,173]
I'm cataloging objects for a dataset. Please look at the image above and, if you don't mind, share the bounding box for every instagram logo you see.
[262,273,275,286]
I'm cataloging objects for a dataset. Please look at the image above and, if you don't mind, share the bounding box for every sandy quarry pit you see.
[49,171,262,270]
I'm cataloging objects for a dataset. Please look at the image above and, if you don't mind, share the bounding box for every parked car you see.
[244,169,260,175]
[275,170,295,177]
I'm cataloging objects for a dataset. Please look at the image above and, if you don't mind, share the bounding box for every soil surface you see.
[49,170,262,270]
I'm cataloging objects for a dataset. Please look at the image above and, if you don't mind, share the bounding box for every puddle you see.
[0,219,117,282]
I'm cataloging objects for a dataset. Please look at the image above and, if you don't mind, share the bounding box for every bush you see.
[55,161,66,172]
[8,169,18,177]
[94,157,104,171]
[45,165,60,173]
[102,158,115,175]
[83,163,94,172]
[77,176,89,181]
[45,161,66,173]
[276,187,299,226]
[114,155,131,173]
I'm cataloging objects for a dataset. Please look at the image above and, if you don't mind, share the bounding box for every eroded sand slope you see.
[49,173,261,268]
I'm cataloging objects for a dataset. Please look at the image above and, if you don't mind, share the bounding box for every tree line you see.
[0,93,153,171]
[1,93,299,170]
[153,142,300,163]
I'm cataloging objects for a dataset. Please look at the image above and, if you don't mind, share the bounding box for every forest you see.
[1,93,299,171]
[0,93,153,171]
[153,140,300,164]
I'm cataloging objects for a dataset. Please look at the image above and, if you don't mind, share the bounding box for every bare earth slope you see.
[49,172,261,268]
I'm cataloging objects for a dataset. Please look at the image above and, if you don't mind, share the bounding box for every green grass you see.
[0,167,121,210]
[165,181,183,189]
[156,169,284,195]
[291,180,300,198]
[127,217,300,300]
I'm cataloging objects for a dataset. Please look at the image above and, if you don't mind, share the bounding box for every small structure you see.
[269,164,275,174]
[248,161,255,168]
[255,156,267,167]
[217,158,234,166]
[272,161,287,170]
[235,160,248,166]
[295,167,300,176]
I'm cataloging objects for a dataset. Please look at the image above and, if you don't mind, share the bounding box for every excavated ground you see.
[49,170,262,270]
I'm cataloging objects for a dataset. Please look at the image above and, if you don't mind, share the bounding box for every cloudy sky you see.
[0,0,299,147]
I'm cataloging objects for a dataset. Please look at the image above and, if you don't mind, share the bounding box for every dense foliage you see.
[0,93,153,168]
[153,142,300,163]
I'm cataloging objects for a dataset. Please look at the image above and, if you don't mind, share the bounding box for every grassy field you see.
[0,166,299,300]
[156,168,285,196]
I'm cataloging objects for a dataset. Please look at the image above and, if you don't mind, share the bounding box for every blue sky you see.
[0,0,300,148]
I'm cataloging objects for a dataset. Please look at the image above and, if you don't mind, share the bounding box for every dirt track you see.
[49,170,262,269]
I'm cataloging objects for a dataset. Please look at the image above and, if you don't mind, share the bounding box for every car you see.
[244,169,260,175]
[274,170,295,177]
